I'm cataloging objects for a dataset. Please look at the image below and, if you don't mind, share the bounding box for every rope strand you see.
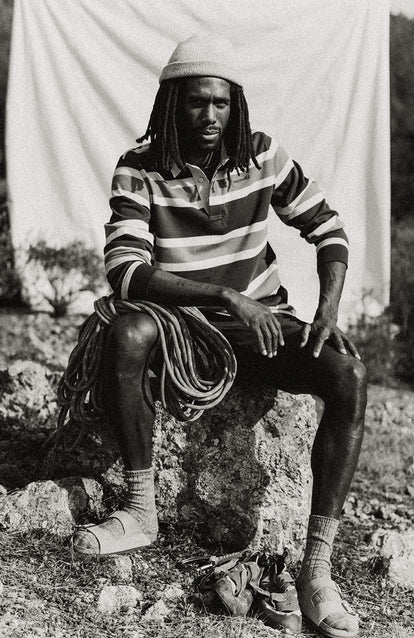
[56,296,237,450]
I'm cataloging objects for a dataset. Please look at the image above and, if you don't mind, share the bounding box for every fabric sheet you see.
[6,0,390,323]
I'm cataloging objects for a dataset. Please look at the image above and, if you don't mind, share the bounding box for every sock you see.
[73,467,158,550]
[298,514,339,583]
[123,466,158,532]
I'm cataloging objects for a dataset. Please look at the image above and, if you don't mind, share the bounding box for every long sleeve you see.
[104,149,157,299]
[270,141,349,268]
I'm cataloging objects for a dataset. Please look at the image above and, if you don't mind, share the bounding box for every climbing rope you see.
[56,296,237,450]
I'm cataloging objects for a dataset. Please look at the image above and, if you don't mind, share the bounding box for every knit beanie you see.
[159,32,243,87]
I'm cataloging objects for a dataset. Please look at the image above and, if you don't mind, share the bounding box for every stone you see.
[0,360,58,428]
[96,585,142,614]
[161,584,185,602]
[0,477,103,534]
[106,555,133,583]
[47,380,317,559]
[371,528,414,589]
[142,599,170,621]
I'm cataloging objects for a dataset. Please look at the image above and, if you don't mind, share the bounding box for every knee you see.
[330,356,367,411]
[107,312,159,361]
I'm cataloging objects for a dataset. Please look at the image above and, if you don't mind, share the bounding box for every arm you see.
[147,269,285,358]
[300,261,360,359]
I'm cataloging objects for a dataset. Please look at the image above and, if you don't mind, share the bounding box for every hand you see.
[300,311,360,359]
[224,289,284,357]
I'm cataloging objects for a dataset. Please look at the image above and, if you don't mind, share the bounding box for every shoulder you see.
[116,142,152,172]
[251,130,272,151]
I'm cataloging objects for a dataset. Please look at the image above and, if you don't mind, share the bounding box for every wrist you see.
[220,286,238,309]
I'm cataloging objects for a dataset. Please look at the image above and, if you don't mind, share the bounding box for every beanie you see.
[159,32,243,87]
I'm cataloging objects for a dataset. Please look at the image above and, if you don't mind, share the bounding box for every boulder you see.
[0,360,58,428]
[47,378,317,559]
[371,528,414,590]
[0,477,103,534]
[2,359,317,557]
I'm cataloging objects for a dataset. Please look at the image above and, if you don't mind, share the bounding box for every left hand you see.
[299,313,361,359]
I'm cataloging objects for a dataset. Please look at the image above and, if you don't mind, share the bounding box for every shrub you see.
[27,240,105,317]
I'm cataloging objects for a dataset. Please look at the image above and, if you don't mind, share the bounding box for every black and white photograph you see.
[0,1,413,636]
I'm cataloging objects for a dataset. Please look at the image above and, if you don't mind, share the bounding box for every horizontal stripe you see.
[315,237,349,252]
[307,215,342,239]
[157,227,267,264]
[242,262,280,296]
[210,174,276,206]
[112,187,149,208]
[105,225,154,246]
[105,249,151,273]
[274,158,295,190]
[152,194,204,210]
[121,262,141,299]
[156,219,267,248]
[113,166,146,182]
[105,218,149,233]
[156,238,267,272]
[287,192,325,220]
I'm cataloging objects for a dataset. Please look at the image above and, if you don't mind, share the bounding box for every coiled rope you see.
[56,296,237,450]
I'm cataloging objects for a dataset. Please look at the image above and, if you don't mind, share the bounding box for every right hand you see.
[223,289,284,358]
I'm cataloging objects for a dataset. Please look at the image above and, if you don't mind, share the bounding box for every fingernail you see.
[341,349,347,354]
[356,353,361,360]
[262,350,267,356]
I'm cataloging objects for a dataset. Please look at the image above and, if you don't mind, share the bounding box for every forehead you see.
[183,76,231,99]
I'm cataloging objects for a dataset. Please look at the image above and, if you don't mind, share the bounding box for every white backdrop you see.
[6,0,390,323]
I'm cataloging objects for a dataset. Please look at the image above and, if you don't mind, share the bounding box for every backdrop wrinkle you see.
[7,0,390,322]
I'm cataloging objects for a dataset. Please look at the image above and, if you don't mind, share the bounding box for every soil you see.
[0,308,413,638]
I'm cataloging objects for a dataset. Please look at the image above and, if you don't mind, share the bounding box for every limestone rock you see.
[106,555,133,583]
[0,477,103,534]
[96,585,142,614]
[161,584,185,602]
[0,360,58,428]
[47,380,316,559]
[142,599,170,621]
[371,528,414,589]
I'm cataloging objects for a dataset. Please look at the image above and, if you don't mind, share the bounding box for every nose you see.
[201,103,217,125]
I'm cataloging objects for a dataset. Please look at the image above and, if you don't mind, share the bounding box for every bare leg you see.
[103,313,159,470]
[72,313,159,554]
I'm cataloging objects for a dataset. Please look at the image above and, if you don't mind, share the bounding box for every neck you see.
[183,146,220,170]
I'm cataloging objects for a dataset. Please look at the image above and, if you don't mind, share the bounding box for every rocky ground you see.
[0,308,413,638]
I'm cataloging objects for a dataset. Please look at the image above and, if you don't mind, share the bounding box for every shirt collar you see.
[170,142,229,178]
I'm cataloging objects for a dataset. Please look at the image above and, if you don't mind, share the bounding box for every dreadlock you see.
[137,78,261,175]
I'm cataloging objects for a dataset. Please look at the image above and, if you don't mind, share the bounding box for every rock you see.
[371,528,414,589]
[106,555,133,583]
[0,360,58,428]
[0,477,103,534]
[161,583,185,602]
[142,599,170,621]
[96,585,142,614]
[47,381,317,559]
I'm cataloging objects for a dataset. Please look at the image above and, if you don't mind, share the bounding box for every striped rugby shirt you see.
[104,131,348,302]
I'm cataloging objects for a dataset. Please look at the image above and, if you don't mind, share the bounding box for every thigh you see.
[223,313,355,400]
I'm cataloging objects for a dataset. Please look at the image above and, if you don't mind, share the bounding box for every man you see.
[73,33,366,638]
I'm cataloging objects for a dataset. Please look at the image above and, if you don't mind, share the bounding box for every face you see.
[178,77,231,161]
